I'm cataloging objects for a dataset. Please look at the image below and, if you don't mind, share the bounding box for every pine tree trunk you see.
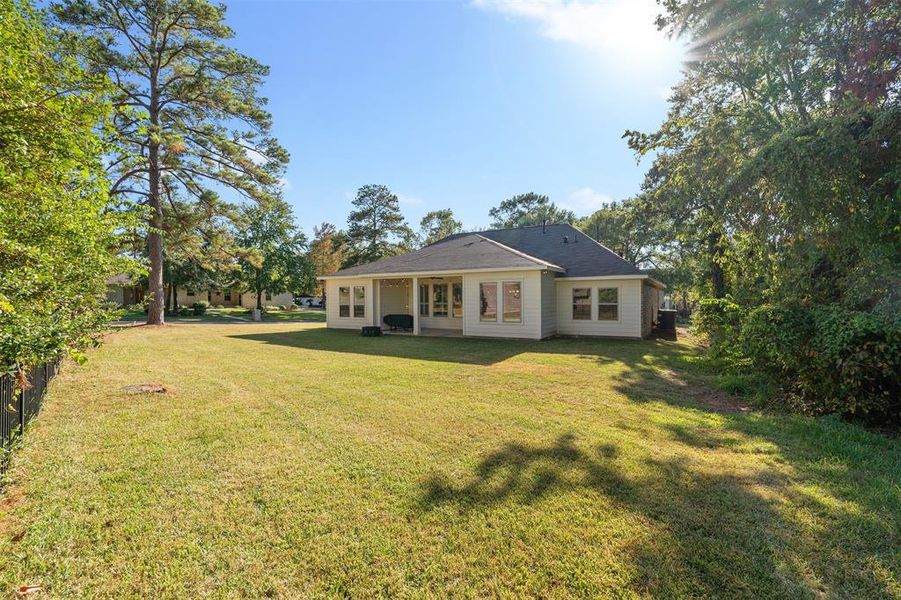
[146,52,165,325]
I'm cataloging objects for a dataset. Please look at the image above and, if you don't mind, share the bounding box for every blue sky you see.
[225,0,685,236]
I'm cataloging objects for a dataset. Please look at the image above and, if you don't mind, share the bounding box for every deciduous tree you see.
[419,209,463,246]
[488,193,575,228]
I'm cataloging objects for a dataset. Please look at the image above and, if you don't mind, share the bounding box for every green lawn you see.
[0,324,897,597]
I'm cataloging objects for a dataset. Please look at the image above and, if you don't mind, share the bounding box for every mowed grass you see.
[117,306,326,323]
[0,324,897,598]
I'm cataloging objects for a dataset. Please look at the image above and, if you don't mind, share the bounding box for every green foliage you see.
[307,222,346,294]
[0,0,134,374]
[488,192,575,229]
[345,185,414,266]
[419,209,463,246]
[236,199,313,308]
[53,0,289,324]
[192,301,209,316]
[739,304,900,424]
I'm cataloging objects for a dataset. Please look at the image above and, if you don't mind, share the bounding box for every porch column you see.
[412,276,420,335]
[372,279,380,327]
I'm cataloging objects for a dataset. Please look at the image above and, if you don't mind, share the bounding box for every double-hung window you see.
[224,290,232,301]
[338,286,351,317]
[353,286,365,318]
[479,282,498,322]
[597,287,618,321]
[572,288,591,320]
[432,284,448,317]
[502,282,521,323]
[452,283,463,318]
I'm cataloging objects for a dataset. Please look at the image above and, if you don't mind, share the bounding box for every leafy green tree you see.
[628,0,901,421]
[488,193,576,228]
[419,209,463,246]
[161,190,239,311]
[0,0,133,376]
[345,184,413,265]
[53,0,289,325]
[307,222,346,294]
[236,199,312,309]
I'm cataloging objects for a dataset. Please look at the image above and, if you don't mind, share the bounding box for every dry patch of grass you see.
[0,324,897,597]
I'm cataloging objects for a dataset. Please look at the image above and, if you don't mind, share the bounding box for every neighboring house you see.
[106,275,143,306]
[174,288,295,309]
[105,279,293,309]
[320,223,665,339]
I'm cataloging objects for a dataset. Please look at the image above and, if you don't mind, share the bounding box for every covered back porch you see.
[374,276,464,336]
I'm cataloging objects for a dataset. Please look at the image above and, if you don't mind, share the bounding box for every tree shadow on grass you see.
[417,424,900,596]
[228,327,698,367]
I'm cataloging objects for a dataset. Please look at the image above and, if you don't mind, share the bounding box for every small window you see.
[452,283,463,318]
[433,283,448,317]
[502,281,521,323]
[265,291,272,301]
[572,288,591,320]
[597,287,618,321]
[338,286,350,317]
[480,282,497,322]
[419,284,430,316]
[353,286,365,318]
[224,290,232,301]
[186,289,195,297]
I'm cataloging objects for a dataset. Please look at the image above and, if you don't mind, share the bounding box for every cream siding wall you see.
[378,279,410,322]
[540,270,558,339]
[462,270,543,339]
[325,278,374,330]
[555,278,643,338]
[641,282,658,338]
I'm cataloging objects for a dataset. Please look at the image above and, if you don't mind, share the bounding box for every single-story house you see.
[173,288,295,309]
[320,223,665,339]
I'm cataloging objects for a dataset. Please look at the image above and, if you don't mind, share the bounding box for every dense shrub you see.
[192,301,209,316]
[738,303,900,425]
[691,297,745,365]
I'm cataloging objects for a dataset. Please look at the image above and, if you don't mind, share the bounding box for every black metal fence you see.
[0,361,60,449]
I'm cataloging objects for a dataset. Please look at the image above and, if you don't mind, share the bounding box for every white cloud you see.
[560,186,614,213]
[473,0,677,67]
[278,176,292,191]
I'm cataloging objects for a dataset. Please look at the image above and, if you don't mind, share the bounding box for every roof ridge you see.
[473,234,565,271]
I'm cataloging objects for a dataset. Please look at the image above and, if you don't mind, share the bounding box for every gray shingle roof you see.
[324,233,562,278]
[453,224,643,277]
[324,224,643,279]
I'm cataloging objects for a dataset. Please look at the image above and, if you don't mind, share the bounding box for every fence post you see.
[17,380,25,436]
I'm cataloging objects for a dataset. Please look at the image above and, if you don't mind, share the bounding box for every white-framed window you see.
[186,289,195,297]
[572,288,591,320]
[224,290,232,301]
[419,284,429,316]
[452,283,463,318]
[353,286,365,318]
[265,291,272,301]
[338,286,351,317]
[597,287,619,321]
[479,282,497,322]
[432,284,448,317]
[502,281,522,323]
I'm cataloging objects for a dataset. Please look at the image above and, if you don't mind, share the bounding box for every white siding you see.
[463,270,543,339]
[325,278,374,330]
[555,278,643,338]
[378,279,410,322]
[540,270,557,338]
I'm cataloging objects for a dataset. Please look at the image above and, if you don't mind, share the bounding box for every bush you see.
[739,303,900,425]
[192,301,209,316]
[278,304,287,311]
[177,305,191,317]
[213,304,224,309]
[691,297,745,365]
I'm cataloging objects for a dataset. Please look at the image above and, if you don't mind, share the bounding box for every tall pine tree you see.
[54,0,289,324]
